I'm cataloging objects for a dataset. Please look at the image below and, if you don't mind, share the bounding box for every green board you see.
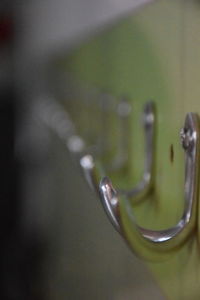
[52,0,200,299]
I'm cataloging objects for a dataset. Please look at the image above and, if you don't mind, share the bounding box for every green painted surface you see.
[53,0,200,299]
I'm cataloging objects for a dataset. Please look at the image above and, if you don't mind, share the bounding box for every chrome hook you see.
[80,100,155,234]
[99,113,200,254]
[80,100,155,203]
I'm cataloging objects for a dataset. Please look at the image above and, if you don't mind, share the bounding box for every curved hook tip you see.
[99,177,121,232]
[99,177,117,202]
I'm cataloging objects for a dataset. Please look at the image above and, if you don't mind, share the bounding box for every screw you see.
[180,128,194,150]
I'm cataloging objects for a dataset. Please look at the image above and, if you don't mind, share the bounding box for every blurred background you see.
[0,0,166,299]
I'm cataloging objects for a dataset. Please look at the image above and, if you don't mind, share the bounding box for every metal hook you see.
[80,100,155,205]
[99,113,200,253]
[80,101,155,235]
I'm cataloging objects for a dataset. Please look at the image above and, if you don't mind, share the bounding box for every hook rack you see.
[33,93,200,257]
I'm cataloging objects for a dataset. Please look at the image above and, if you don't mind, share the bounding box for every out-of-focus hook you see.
[36,96,86,154]
[80,101,156,228]
[80,100,156,234]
